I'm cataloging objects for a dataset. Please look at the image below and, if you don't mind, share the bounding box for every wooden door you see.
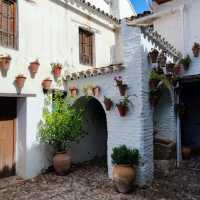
[0,98,16,178]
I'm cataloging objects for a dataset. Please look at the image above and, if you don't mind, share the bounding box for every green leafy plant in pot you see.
[116,97,130,117]
[179,55,192,71]
[39,91,85,175]
[111,145,139,193]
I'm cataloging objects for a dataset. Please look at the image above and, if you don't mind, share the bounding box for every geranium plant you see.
[114,76,128,96]
[116,97,131,117]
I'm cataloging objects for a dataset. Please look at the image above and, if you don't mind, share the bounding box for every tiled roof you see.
[126,11,152,21]
[77,0,121,24]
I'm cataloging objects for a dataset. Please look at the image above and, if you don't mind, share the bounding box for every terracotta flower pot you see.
[113,165,136,193]
[42,79,52,90]
[93,87,101,97]
[148,49,159,63]
[53,67,62,78]
[104,99,113,111]
[117,105,128,117]
[166,63,175,74]
[30,60,40,75]
[192,43,200,57]
[53,152,72,175]
[182,146,192,160]
[118,84,128,96]
[0,56,11,71]
[70,88,78,97]
[174,64,183,76]
[15,75,26,89]
[149,79,159,90]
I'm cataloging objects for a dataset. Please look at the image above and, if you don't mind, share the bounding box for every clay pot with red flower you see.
[29,59,40,76]
[192,42,200,57]
[148,49,159,64]
[104,96,113,111]
[114,76,128,96]
[0,54,11,71]
[42,78,52,91]
[51,63,62,78]
[93,86,101,97]
[116,97,130,117]
[69,86,79,97]
[15,74,26,90]
[149,89,161,107]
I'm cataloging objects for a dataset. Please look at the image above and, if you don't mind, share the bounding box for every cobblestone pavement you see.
[0,161,200,200]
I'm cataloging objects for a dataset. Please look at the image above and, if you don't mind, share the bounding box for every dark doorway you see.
[0,97,17,178]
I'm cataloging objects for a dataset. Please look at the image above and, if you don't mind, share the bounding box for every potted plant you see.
[114,76,128,96]
[69,86,79,97]
[112,145,139,193]
[29,59,40,75]
[104,96,113,111]
[51,63,62,78]
[149,89,161,107]
[157,50,167,67]
[15,74,26,90]
[192,42,200,57]
[42,78,52,91]
[149,70,161,90]
[174,63,183,76]
[116,97,130,117]
[179,55,192,70]
[83,84,94,96]
[39,91,85,175]
[166,63,175,74]
[93,85,101,97]
[0,54,11,71]
[148,48,159,63]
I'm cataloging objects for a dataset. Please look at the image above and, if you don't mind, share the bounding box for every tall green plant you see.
[39,91,85,152]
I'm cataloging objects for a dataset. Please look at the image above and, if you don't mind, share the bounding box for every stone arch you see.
[70,95,108,167]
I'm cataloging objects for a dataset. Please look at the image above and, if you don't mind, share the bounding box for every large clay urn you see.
[113,165,136,193]
[53,152,72,175]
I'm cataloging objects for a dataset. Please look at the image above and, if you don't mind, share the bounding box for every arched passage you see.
[70,96,108,166]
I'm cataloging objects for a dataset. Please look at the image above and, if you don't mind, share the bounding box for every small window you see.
[79,28,94,66]
[0,0,17,49]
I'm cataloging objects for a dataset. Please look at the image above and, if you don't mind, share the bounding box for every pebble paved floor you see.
[0,161,200,200]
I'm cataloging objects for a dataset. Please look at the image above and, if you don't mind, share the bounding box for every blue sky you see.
[131,0,149,14]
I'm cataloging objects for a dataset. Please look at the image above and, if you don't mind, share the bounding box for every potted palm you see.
[112,145,139,193]
[192,42,200,57]
[39,91,85,175]
[51,63,62,78]
[104,96,113,111]
[179,55,192,71]
[0,54,11,71]
[114,76,128,96]
[29,59,40,75]
[15,74,26,90]
[116,97,130,117]
[148,48,159,63]
[42,78,52,91]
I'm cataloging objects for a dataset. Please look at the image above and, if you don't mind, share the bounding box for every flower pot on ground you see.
[192,42,200,57]
[179,55,192,71]
[104,96,113,111]
[148,49,159,63]
[182,146,192,160]
[69,86,78,97]
[39,91,85,175]
[29,59,40,75]
[93,86,101,97]
[116,97,130,117]
[15,74,26,90]
[111,145,139,193]
[0,55,11,71]
[42,78,52,91]
[51,63,62,78]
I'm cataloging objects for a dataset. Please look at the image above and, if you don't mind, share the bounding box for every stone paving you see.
[0,161,200,200]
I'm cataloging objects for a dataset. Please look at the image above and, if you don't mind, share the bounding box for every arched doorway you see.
[70,96,108,167]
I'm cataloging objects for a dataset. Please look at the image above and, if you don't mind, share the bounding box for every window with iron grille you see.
[79,28,94,66]
[0,0,17,49]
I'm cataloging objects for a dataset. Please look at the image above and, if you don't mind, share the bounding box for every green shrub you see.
[111,145,139,165]
[38,91,86,152]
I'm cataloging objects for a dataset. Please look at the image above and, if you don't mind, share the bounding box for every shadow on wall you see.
[70,96,108,164]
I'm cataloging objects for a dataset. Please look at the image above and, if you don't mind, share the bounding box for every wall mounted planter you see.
[15,75,26,90]
[118,84,128,96]
[93,86,101,97]
[69,87,79,97]
[29,59,40,76]
[42,78,52,91]
[192,42,200,57]
[117,105,128,117]
[51,63,62,78]
[174,64,183,76]
[104,98,113,111]
[0,55,11,71]
[148,49,159,64]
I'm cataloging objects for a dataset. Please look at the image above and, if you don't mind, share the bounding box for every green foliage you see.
[179,55,191,67]
[116,97,130,107]
[111,145,139,165]
[38,91,85,152]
